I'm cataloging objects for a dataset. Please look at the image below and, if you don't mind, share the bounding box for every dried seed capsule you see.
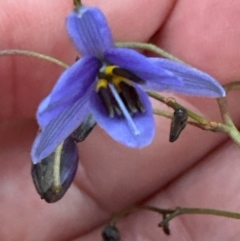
[169,107,188,142]
[32,136,78,203]
[102,224,120,241]
[71,114,96,142]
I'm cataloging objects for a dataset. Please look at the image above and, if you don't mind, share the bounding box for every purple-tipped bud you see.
[102,224,120,241]
[32,136,79,203]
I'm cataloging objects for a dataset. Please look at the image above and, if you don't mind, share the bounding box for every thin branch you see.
[217,97,235,127]
[223,81,240,92]
[153,108,222,131]
[0,49,69,69]
[73,0,82,7]
[109,205,240,235]
[217,97,240,145]
[158,206,240,228]
[148,91,209,125]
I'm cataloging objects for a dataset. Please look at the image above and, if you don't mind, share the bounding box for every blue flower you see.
[31,6,225,164]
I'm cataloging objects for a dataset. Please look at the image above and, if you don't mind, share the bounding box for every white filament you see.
[108,83,140,135]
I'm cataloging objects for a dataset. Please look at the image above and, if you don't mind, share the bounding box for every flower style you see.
[31,5,225,164]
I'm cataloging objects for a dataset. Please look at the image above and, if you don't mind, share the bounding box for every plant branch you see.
[148,91,209,125]
[0,49,69,69]
[109,205,240,235]
[223,81,240,92]
[217,97,240,145]
[153,108,222,131]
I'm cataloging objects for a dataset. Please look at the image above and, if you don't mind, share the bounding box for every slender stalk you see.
[0,49,69,69]
[148,91,209,125]
[73,0,82,7]
[159,207,240,227]
[151,92,240,143]
[217,97,235,127]
[217,97,240,145]
[110,204,240,235]
[153,108,222,131]
[223,81,240,92]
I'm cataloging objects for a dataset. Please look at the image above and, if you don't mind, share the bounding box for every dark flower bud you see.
[169,107,188,142]
[71,114,96,142]
[102,224,120,241]
[32,136,78,203]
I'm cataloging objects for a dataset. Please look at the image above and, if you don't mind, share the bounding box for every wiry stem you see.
[153,108,222,131]
[223,81,240,92]
[217,97,235,127]
[217,97,240,145]
[0,49,69,69]
[109,205,240,235]
[147,91,209,125]
[73,0,82,7]
[158,207,240,227]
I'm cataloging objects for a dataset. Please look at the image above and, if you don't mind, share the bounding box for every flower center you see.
[96,65,146,135]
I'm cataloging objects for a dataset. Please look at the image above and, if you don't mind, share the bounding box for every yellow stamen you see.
[104,65,116,75]
[112,77,132,89]
[97,65,134,92]
[96,79,108,91]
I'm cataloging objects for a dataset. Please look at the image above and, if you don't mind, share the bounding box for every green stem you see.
[148,91,209,125]
[0,49,69,69]
[110,204,240,234]
[153,108,222,131]
[217,97,235,127]
[151,92,240,143]
[115,42,184,63]
[159,207,240,227]
[73,0,82,7]
[217,97,240,145]
[223,81,240,92]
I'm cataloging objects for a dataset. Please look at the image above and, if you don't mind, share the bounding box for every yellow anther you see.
[112,77,132,91]
[97,65,134,92]
[112,76,124,86]
[96,79,108,91]
[104,65,117,75]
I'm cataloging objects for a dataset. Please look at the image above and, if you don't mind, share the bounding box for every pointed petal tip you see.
[148,58,226,98]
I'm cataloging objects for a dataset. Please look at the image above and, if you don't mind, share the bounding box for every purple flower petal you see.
[67,6,114,58]
[32,95,91,164]
[89,85,155,148]
[37,56,100,127]
[59,137,79,191]
[105,47,183,88]
[149,58,226,97]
